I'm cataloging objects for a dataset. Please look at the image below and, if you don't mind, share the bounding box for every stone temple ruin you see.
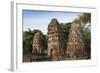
[66,20,87,59]
[31,18,88,61]
[32,31,43,55]
[47,18,65,60]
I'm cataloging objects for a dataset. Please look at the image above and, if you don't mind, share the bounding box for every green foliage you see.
[79,13,91,31]
[79,13,91,24]
[61,22,71,44]
[42,35,47,50]
[79,13,91,58]
[81,27,91,58]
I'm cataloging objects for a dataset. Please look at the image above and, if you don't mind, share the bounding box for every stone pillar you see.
[47,18,65,60]
[66,20,86,59]
[32,31,43,55]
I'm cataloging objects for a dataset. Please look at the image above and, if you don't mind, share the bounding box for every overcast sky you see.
[23,10,83,34]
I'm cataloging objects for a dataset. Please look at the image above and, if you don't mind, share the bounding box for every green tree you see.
[61,22,71,43]
[79,13,91,24]
[79,13,91,58]
[42,35,47,54]
[79,13,91,31]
